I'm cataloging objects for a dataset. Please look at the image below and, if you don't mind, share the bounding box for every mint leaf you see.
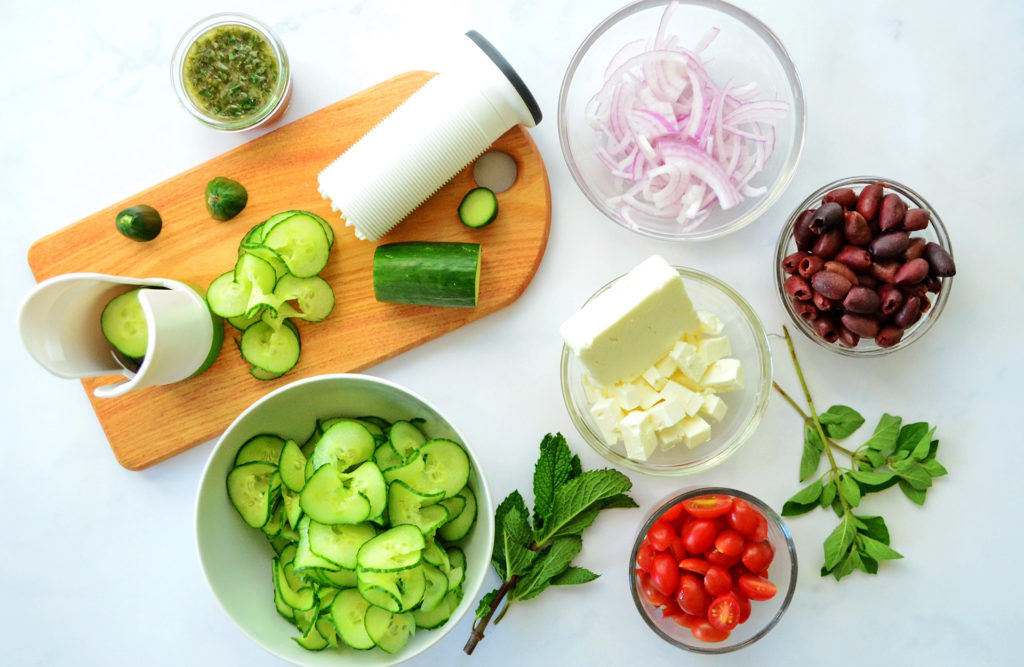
[832,549,858,580]
[551,566,600,586]
[819,405,865,439]
[896,463,932,491]
[491,491,528,579]
[850,470,895,485]
[859,535,903,561]
[820,479,837,509]
[532,433,575,530]
[824,514,856,570]
[922,459,948,478]
[782,480,823,516]
[861,414,902,455]
[839,474,861,508]
[894,422,929,455]
[512,536,583,601]
[536,469,633,544]
[898,479,927,505]
[502,505,536,578]
[800,422,825,482]
[475,589,498,619]
[859,554,879,574]
[568,453,583,480]
[856,515,891,545]
[910,426,937,461]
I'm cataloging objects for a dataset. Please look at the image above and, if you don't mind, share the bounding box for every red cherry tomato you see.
[682,519,717,553]
[727,498,760,536]
[660,502,686,525]
[749,513,768,542]
[669,611,702,629]
[691,620,730,643]
[730,587,752,623]
[668,535,688,561]
[647,520,675,552]
[707,594,741,632]
[738,573,778,601]
[638,572,672,606]
[703,565,732,597]
[636,541,655,572]
[678,558,710,576]
[714,529,746,557]
[741,540,775,572]
[706,547,741,568]
[651,553,680,597]
[681,494,734,519]
[660,598,684,618]
[675,573,710,617]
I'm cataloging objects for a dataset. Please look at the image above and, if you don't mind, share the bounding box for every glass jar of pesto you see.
[172,13,291,131]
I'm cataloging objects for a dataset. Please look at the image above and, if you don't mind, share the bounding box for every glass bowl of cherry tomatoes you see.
[629,488,797,652]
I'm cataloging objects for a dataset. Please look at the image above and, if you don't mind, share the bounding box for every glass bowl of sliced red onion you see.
[558,0,805,241]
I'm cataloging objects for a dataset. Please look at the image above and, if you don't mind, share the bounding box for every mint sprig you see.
[464,433,636,654]
[774,326,947,580]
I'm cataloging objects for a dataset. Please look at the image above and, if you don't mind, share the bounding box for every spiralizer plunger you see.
[317,30,542,241]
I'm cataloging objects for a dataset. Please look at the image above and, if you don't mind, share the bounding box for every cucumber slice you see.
[356,524,424,573]
[295,517,338,571]
[348,461,387,522]
[239,222,265,249]
[388,420,426,460]
[364,607,416,654]
[274,274,335,323]
[358,415,392,432]
[240,320,300,375]
[263,214,331,278]
[419,563,448,612]
[330,589,375,650]
[438,486,477,542]
[234,434,286,466]
[439,494,467,526]
[263,210,335,248]
[208,271,249,319]
[293,607,317,635]
[387,480,448,536]
[373,443,404,472]
[421,538,450,572]
[412,591,458,630]
[372,242,481,308]
[300,466,372,525]
[260,301,300,332]
[445,548,466,591]
[226,461,278,528]
[274,582,295,620]
[351,418,386,444]
[384,439,470,499]
[235,253,283,317]
[315,616,339,648]
[311,420,376,472]
[244,245,289,279]
[275,557,315,611]
[320,567,358,588]
[279,439,307,492]
[100,289,148,359]
[282,487,303,530]
[227,312,260,331]
[262,501,284,537]
[357,566,425,613]
[293,620,329,651]
[458,187,498,228]
[307,521,377,570]
[250,366,285,381]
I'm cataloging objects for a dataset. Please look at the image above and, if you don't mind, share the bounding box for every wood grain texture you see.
[27,71,551,470]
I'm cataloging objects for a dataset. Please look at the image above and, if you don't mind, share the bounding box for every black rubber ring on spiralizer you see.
[465,30,543,126]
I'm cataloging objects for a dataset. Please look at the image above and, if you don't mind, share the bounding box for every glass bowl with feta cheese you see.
[560,262,771,476]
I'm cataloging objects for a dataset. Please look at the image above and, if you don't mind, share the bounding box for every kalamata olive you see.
[811,202,844,233]
[794,209,818,251]
[870,260,899,284]
[843,286,881,314]
[904,237,926,261]
[824,261,859,286]
[903,208,931,231]
[894,258,930,286]
[813,291,836,311]
[794,300,818,321]
[870,231,910,260]
[926,275,943,293]
[814,316,840,343]
[875,326,905,348]
[784,275,812,300]
[782,251,809,275]
[923,242,956,277]
[798,255,825,279]
[841,313,880,338]
[813,229,844,260]
[878,284,904,315]
[842,210,873,246]
[837,326,860,348]
[823,188,858,209]
[856,273,878,289]
[857,183,884,221]
[878,193,907,231]
[835,245,872,272]
[893,295,922,328]
[811,271,853,300]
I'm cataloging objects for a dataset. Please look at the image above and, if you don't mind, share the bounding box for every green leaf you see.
[568,453,583,480]
[475,589,498,619]
[861,449,885,468]
[910,426,937,461]
[819,405,865,439]
[551,566,600,586]
[550,492,637,541]
[800,423,825,482]
[897,463,933,491]
[502,506,537,578]
[839,474,861,508]
[511,536,583,601]
[859,554,879,574]
[898,479,927,505]
[491,491,529,579]
[849,470,895,485]
[856,515,891,545]
[535,469,633,544]
[922,459,948,478]
[860,414,902,455]
[823,514,856,570]
[859,535,903,561]
[532,433,575,530]
[820,480,837,509]
[832,549,858,580]
[894,422,929,455]
[599,493,641,510]
[782,479,823,516]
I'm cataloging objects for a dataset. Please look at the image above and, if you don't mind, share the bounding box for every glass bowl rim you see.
[628,486,799,653]
[773,175,954,357]
[171,12,292,132]
[556,0,807,241]
[559,265,772,476]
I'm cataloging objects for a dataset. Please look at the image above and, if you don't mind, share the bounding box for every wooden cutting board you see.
[27,71,551,470]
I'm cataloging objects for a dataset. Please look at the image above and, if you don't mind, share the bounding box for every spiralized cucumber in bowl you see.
[225,415,477,654]
[587,1,789,229]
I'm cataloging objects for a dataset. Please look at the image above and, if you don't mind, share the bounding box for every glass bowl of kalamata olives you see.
[774,177,955,356]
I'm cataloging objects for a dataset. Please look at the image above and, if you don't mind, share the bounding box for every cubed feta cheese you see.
[621,410,658,461]
[698,310,724,336]
[647,398,688,430]
[670,370,703,393]
[700,393,728,422]
[589,398,623,444]
[679,415,712,449]
[701,358,744,392]
[582,375,608,404]
[698,335,731,364]
[633,380,661,409]
[656,421,687,451]
[659,380,704,416]
[610,382,641,411]
[641,364,669,392]
[669,340,708,383]
[655,355,677,377]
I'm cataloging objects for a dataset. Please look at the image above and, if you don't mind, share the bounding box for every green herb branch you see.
[464,433,637,654]
[774,326,948,580]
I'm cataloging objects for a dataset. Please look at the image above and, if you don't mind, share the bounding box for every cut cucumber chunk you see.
[274,274,335,323]
[279,439,307,493]
[227,461,278,528]
[356,524,425,573]
[364,606,416,654]
[458,187,498,228]
[387,480,448,536]
[101,289,148,359]
[240,320,300,375]
[307,521,377,570]
[330,589,375,650]
[300,466,371,525]
[263,214,331,278]
[234,434,285,466]
[438,485,477,542]
[373,241,482,308]
[388,420,427,460]
[311,420,376,472]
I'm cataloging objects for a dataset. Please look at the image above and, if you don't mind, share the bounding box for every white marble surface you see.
[2,0,1021,664]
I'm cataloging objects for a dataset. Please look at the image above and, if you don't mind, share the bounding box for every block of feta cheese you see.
[679,415,712,449]
[669,340,708,383]
[560,255,700,386]
[659,379,704,417]
[589,398,623,444]
[620,410,658,461]
[698,335,731,364]
[700,393,728,422]
[701,358,744,392]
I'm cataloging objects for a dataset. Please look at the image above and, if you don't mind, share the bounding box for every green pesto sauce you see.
[183,25,279,120]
